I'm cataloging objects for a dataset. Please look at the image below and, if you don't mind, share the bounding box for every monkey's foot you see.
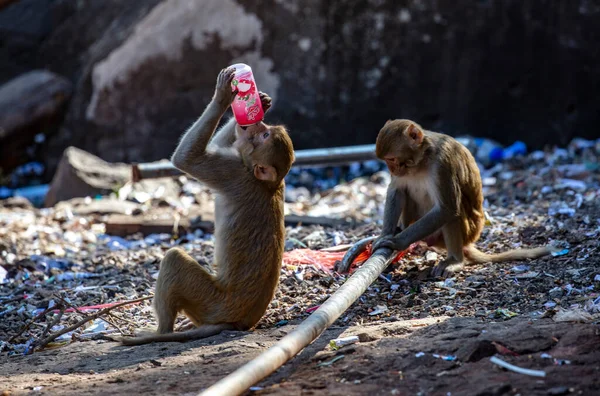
[176,319,196,331]
[431,259,464,278]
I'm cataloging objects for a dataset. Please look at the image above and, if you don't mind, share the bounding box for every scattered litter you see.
[584,296,600,313]
[511,265,529,273]
[553,358,572,366]
[551,249,570,257]
[1,136,599,360]
[317,355,345,367]
[490,356,546,378]
[432,354,457,361]
[306,305,320,313]
[495,308,518,319]
[515,271,540,279]
[435,278,456,288]
[329,335,359,350]
[555,179,587,191]
[369,305,388,316]
[549,287,564,299]
[553,308,593,323]
[414,352,456,361]
[425,251,438,262]
[0,265,6,283]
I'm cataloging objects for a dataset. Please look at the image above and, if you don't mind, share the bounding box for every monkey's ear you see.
[254,165,278,182]
[406,124,423,145]
[384,119,393,126]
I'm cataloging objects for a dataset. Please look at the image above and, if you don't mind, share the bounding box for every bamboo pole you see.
[198,247,396,396]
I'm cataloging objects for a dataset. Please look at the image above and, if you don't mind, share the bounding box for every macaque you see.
[338,119,552,277]
[120,68,294,345]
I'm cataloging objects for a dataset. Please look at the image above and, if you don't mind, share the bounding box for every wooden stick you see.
[8,306,53,343]
[35,295,152,351]
[199,247,397,396]
[41,307,64,339]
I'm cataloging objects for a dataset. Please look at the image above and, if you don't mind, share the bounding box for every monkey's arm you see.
[373,166,460,251]
[172,101,227,169]
[208,117,237,150]
[337,184,404,273]
[171,102,245,189]
[171,68,244,188]
[373,205,455,251]
[381,184,405,236]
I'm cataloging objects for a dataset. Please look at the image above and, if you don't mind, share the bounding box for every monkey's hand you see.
[372,234,408,252]
[259,91,272,113]
[214,67,238,109]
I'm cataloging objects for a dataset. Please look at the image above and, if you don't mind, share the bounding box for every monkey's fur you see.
[342,119,552,277]
[120,68,294,345]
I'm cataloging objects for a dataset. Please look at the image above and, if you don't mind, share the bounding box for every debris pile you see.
[1,137,599,356]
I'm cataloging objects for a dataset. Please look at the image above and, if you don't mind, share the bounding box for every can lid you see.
[229,63,251,74]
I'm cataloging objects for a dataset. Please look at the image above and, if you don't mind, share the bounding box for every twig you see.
[54,295,90,317]
[35,295,153,351]
[41,307,65,339]
[108,311,140,327]
[8,306,53,343]
[0,294,26,304]
[103,313,127,336]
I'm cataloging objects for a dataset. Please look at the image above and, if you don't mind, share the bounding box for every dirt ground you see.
[1,316,599,395]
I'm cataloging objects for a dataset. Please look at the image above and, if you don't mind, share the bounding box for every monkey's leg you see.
[154,250,181,334]
[431,220,465,278]
[154,248,222,334]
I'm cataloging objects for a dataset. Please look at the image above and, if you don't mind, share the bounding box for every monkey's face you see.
[376,120,424,177]
[382,154,416,177]
[236,122,271,149]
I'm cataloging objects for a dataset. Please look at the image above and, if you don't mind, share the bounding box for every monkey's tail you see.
[464,245,553,264]
[119,323,236,346]
[336,236,377,273]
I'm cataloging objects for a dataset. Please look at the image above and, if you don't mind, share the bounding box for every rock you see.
[0,70,72,173]
[44,147,131,207]
[455,339,496,363]
[1,1,598,173]
[481,321,556,354]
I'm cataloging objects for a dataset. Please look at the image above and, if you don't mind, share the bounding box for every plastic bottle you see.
[501,141,527,160]
[229,63,264,126]
[473,137,504,168]
[456,136,527,168]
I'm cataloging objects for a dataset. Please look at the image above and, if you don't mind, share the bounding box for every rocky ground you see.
[1,143,599,395]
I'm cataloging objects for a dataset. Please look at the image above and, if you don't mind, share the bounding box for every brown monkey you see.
[338,119,552,277]
[120,67,294,345]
